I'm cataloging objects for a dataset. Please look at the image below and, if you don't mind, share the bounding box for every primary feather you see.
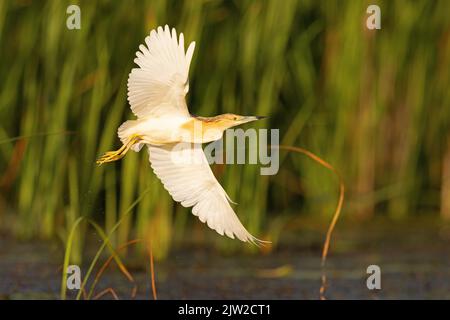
[148,143,261,244]
[127,25,195,118]
[124,25,265,244]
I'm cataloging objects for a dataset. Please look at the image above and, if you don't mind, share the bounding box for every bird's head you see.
[214,113,266,129]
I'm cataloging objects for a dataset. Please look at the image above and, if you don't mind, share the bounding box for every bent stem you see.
[0,130,76,145]
[86,237,157,301]
[147,241,158,300]
[60,216,84,300]
[87,239,143,300]
[270,145,345,300]
[74,187,152,300]
[60,217,133,300]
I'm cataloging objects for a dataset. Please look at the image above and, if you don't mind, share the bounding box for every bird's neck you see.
[180,117,227,143]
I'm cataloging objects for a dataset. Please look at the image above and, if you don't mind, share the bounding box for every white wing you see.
[147,143,264,244]
[127,25,195,118]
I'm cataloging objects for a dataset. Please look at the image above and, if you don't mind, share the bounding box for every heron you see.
[97,25,267,245]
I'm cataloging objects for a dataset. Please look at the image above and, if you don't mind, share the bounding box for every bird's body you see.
[97,25,267,244]
[118,115,235,147]
[119,116,189,146]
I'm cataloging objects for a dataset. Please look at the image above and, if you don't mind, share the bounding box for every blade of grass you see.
[87,239,142,300]
[0,131,76,145]
[75,187,152,300]
[60,216,135,300]
[60,216,84,300]
[147,241,158,300]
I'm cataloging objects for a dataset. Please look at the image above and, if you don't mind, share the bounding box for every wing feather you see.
[147,143,265,244]
[127,25,195,118]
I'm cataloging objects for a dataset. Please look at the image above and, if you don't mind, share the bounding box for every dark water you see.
[1,219,450,300]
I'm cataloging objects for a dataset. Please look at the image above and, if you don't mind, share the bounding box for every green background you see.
[0,0,449,262]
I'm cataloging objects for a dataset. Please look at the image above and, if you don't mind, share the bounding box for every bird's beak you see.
[241,116,267,123]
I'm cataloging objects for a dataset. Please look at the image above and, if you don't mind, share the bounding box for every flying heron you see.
[97,25,267,245]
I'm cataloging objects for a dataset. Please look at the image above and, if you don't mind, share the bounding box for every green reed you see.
[0,0,449,263]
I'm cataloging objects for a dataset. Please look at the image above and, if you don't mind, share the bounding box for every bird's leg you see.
[96,134,142,165]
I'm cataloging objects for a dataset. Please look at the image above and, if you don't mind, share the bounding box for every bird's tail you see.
[118,120,144,152]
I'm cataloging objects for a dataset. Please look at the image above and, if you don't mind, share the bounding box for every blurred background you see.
[0,0,449,299]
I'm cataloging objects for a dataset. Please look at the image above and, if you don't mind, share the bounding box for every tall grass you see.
[0,0,449,261]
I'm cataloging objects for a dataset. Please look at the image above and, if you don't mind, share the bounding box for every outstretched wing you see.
[128,25,195,118]
[147,143,264,244]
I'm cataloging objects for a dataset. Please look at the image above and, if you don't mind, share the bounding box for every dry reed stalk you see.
[271,145,345,300]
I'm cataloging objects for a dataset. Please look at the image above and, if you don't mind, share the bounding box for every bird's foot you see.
[96,149,126,165]
[96,135,142,165]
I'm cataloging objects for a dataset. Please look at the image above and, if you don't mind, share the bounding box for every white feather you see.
[119,26,268,245]
[147,143,264,244]
[127,25,195,118]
